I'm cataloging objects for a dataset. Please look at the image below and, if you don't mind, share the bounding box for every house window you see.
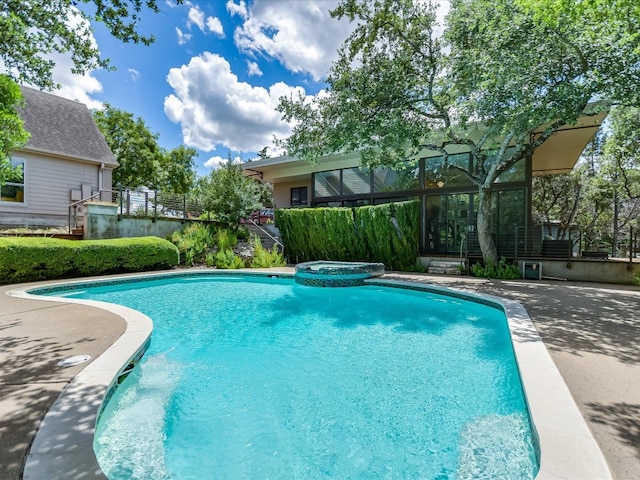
[1,158,25,203]
[314,170,341,197]
[342,167,371,195]
[373,161,419,192]
[290,186,308,206]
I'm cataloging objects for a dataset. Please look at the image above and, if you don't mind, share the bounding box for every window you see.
[424,153,472,188]
[1,158,25,203]
[290,186,308,206]
[342,167,371,195]
[314,170,341,197]
[373,161,419,192]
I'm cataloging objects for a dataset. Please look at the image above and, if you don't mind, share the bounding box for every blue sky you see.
[45,0,361,176]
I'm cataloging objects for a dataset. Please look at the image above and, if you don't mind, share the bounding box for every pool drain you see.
[57,354,91,367]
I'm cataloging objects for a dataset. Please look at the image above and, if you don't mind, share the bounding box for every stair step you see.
[430,261,463,268]
[428,267,462,275]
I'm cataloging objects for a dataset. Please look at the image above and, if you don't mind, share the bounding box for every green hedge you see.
[275,201,419,270]
[0,236,179,284]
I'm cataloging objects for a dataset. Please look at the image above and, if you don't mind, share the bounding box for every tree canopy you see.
[199,163,263,228]
[93,104,196,192]
[0,0,175,182]
[0,75,29,182]
[278,0,640,262]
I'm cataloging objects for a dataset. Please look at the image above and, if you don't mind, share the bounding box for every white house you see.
[0,86,117,228]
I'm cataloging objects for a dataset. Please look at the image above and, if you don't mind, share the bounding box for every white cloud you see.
[164,52,309,153]
[50,54,104,110]
[206,16,224,37]
[127,68,141,81]
[247,60,262,77]
[187,5,206,31]
[232,0,355,81]
[176,27,192,45]
[226,0,248,20]
[204,155,242,169]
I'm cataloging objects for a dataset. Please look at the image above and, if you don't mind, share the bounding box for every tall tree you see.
[93,104,163,189]
[278,0,640,262]
[601,106,640,254]
[93,104,197,192]
[159,145,197,194]
[0,0,178,181]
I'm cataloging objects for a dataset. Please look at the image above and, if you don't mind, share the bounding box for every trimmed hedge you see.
[275,200,419,270]
[0,236,179,284]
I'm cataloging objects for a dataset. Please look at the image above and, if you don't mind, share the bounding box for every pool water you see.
[50,275,538,479]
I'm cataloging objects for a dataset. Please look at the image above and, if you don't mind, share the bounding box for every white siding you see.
[0,152,103,225]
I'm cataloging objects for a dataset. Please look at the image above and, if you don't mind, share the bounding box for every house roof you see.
[16,86,117,166]
[244,108,608,182]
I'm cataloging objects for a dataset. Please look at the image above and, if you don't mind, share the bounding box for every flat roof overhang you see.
[244,110,609,182]
[531,110,608,176]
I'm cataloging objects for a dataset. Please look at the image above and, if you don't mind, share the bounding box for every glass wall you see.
[423,189,525,255]
[373,161,419,192]
[342,167,371,195]
[424,153,471,189]
[314,170,341,197]
[308,151,529,256]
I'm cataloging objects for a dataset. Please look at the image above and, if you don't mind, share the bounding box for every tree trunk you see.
[476,185,498,264]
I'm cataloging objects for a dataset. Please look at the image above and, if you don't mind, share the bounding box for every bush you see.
[213,249,245,269]
[216,228,238,251]
[275,200,419,270]
[471,257,521,279]
[170,222,216,266]
[0,236,179,284]
[249,236,286,268]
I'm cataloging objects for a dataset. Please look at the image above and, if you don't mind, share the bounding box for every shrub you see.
[471,257,521,279]
[249,236,286,268]
[0,236,179,284]
[275,200,419,270]
[213,249,246,269]
[216,228,238,252]
[170,222,216,266]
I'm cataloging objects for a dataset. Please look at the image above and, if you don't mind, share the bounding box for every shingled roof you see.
[17,86,117,166]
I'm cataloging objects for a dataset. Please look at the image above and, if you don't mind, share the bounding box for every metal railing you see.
[68,188,204,233]
[246,218,284,252]
[463,224,639,263]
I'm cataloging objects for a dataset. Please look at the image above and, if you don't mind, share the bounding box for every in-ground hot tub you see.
[294,261,385,287]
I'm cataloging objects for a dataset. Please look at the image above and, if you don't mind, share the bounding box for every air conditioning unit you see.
[522,261,542,280]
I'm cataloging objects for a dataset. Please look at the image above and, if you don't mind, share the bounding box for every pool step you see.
[428,260,464,275]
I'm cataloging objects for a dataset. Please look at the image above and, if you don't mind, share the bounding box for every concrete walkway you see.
[1,271,639,479]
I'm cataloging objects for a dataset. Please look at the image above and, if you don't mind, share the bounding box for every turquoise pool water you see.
[45,274,538,479]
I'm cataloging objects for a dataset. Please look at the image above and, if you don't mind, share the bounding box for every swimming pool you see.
[40,273,538,479]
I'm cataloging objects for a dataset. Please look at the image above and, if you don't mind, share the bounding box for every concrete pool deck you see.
[1,269,639,479]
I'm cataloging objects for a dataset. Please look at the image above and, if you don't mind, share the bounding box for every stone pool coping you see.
[8,269,612,480]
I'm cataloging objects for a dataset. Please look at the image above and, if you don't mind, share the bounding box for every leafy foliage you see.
[199,163,263,228]
[213,249,246,269]
[93,104,197,191]
[0,0,167,90]
[0,75,29,182]
[216,228,238,251]
[0,236,179,284]
[0,1,175,182]
[533,106,640,254]
[249,236,286,268]
[471,257,521,279]
[170,222,216,266]
[278,0,640,262]
[276,201,419,270]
